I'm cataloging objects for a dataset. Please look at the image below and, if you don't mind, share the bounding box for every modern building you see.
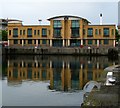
[7,15,116,47]
[0,19,8,30]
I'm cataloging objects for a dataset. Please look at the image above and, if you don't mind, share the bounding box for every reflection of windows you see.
[87,70,93,80]
[88,64,93,69]
[42,70,47,79]
[13,69,18,78]
[28,63,32,67]
[27,69,32,79]
[13,62,18,67]
[52,61,62,68]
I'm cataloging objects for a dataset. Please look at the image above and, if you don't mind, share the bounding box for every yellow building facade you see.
[8,15,116,47]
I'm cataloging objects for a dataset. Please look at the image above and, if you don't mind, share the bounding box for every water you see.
[2,55,118,106]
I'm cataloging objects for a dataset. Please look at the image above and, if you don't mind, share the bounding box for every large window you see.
[103,28,109,36]
[27,28,32,37]
[71,20,79,27]
[88,40,93,45]
[54,29,61,37]
[71,28,79,37]
[71,20,79,37]
[95,29,98,35]
[88,28,93,37]
[14,40,18,44]
[53,20,61,28]
[42,40,47,44]
[28,40,32,44]
[9,30,11,35]
[42,28,47,37]
[13,28,18,37]
[104,39,109,44]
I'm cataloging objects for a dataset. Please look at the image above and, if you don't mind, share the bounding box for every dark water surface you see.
[2,55,118,106]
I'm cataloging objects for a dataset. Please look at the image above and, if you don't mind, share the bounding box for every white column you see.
[97,40,99,47]
[63,39,65,47]
[68,39,70,46]
[8,40,9,46]
[22,40,24,46]
[50,39,52,47]
[67,62,70,69]
[97,62,99,69]
[50,60,52,68]
[81,64,83,69]
[81,39,83,46]
[36,40,38,46]
[8,60,10,67]
[113,40,116,47]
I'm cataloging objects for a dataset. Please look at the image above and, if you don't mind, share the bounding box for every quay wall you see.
[2,46,119,56]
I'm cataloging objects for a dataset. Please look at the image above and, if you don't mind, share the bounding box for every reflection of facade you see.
[7,56,114,91]
[8,15,116,47]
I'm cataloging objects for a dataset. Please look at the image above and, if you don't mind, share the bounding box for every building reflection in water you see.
[7,55,116,92]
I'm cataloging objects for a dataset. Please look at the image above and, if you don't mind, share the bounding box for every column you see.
[97,40,99,47]
[50,39,52,47]
[22,40,24,46]
[67,39,70,46]
[8,40,9,46]
[8,60,10,67]
[36,39,38,46]
[97,62,99,69]
[67,62,70,69]
[63,39,65,47]
[22,60,24,67]
[50,60,52,68]
[81,39,83,46]
[62,61,64,68]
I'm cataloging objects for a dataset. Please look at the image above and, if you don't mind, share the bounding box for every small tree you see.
[2,30,8,41]
[115,29,120,42]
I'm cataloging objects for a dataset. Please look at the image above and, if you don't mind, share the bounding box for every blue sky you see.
[0,0,119,25]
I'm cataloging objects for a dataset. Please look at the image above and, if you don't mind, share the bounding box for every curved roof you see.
[47,15,90,23]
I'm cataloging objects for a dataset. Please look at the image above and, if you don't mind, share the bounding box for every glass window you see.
[23,30,25,35]
[14,40,18,44]
[103,28,109,36]
[53,20,61,28]
[104,39,109,44]
[27,28,32,37]
[9,30,11,35]
[42,28,47,37]
[20,30,22,35]
[88,28,93,36]
[71,28,79,37]
[34,30,36,35]
[71,20,79,27]
[42,40,46,44]
[28,40,32,44]
[95,29,98,35]
[38,30,40,35]
[53,28,61,37]
[99,29,101,35]
[88,40,93,44]
[13,28,18,37]
[20,40,22,44]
